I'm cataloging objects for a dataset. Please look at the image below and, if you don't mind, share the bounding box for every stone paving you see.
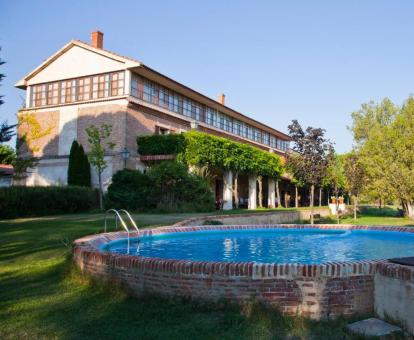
[347,318,402,337]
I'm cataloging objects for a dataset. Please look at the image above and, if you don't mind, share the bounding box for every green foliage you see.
[67,140,78,185]
[137,134,185,155]
[323,154,346,195]
[0,144,16,164]
[86,124,115,209]
[0,186,98,219]
[202,220,224,225]
[351,96,414,217]
[148,161,215,212]
[107,169,153,211]
[180,131,283,177]
[68,141,91,187]
[136,132,283,177]
[343,151,365,198]
[107,162,215,213]
[86,124,115,173]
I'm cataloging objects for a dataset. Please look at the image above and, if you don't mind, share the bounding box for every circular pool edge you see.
[73,224,414,319]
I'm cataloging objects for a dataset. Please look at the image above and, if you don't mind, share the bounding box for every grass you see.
[0,209,410,339]
[314,205,414,227]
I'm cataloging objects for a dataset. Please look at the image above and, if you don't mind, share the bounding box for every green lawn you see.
[314,205,414,227]
[0,210,409,339]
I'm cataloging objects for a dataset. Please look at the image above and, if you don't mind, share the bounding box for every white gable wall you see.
[28,45,127,85]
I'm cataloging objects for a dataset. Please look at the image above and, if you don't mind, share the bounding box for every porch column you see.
[222,170,233,210]
[248,175,257,210]
[268,178,275,208]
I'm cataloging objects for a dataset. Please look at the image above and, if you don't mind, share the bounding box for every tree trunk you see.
[335,186,340,224]
[310,185,315,224]
[353,196,358,220]
[258,176,263,208]
[406,201,414,219]
[319,187,322,207]
[234,173,239,209]
[276,180,281,208]
[295,185,299,208]
[98,171,103,210]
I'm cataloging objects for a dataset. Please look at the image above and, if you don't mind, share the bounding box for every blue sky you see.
[1,0,414,152]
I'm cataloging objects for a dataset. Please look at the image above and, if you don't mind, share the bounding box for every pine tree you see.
[67,140,79,185]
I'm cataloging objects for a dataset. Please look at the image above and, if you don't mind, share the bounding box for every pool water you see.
[104,228,414,264]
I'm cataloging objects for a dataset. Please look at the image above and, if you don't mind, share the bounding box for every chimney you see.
[218,93,226,105]
[91,31,104,49]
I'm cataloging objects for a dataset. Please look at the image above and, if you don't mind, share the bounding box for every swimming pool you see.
[103,228,414,264]
[74,224,414,319]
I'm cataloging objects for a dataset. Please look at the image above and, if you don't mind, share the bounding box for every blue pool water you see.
[104,228,414,264]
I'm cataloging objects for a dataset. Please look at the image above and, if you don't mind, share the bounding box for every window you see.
[60,80,76,104]
[129,74,285,149]
[78,77,91,101]
[110,72,124,96]
[156,126,170,135]
[32,84,47,107]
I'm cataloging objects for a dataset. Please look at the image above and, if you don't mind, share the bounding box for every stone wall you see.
[375,262,414,334]
[173,208,331,227]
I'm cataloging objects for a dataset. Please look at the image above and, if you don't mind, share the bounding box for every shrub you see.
[106,169,154,211]
[107,162,215,213]
[148,161,215,212]
[202,220,223,225]
[137,134,185,155]
[0,186,99,219]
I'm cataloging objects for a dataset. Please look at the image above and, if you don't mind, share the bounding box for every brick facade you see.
[74,224,414,320]
[17,110,60,158]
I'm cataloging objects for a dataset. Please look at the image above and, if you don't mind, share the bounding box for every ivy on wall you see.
[137,131,283,178]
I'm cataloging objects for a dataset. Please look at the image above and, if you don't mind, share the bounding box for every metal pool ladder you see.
[104,209,139,253]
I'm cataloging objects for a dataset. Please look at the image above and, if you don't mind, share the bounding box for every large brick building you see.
[15,31,292,209]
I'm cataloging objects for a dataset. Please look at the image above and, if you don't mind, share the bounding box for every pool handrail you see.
[104,209,130,252]
[118,209,139,233]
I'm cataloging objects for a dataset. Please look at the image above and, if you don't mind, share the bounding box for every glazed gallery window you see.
[30,71,125,107]
[130,73,290,152]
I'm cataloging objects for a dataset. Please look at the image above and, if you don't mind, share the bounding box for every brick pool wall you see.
[73,224,414,321]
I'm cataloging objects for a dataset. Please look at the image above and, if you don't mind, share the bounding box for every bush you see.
[0,186,99,219]
[106,169,154,211]
[137,134,185,155]
[107,162,215,213]
[148,161,215,212]
[202,220,223,225]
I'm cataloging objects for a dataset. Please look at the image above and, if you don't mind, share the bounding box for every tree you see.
[0,48,16,143]
[350,96,414,218]
[86,124,115,209]
[67,141,79,185]
[67,141,91,187]
[287,120,334,224]
[323,154,346,222]
[0,144,16,164]
[78,144,91,187]
[343,151,366,220]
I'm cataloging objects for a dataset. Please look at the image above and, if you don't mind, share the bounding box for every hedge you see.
[137,134,185,155]
[0,186,99,219]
